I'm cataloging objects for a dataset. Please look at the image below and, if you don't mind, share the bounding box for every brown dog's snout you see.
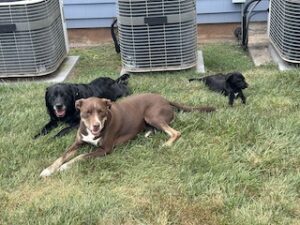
[93,123,100,130]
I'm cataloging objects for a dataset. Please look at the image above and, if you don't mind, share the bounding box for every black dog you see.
[189,72,248,106]
[34,74,130,139]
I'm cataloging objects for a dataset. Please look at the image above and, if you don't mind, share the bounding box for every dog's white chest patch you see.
[81,129,102,146]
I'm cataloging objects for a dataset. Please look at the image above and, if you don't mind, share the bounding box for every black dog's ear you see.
[75,99,84,111]
[225,73,234,82]
[45,87,49,98]
[45,87,51,109]
[102,99,112,109]
[71,86,80,100]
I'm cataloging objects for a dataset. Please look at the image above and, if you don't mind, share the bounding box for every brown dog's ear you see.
[75,99,84,111]
[102,99,112,109]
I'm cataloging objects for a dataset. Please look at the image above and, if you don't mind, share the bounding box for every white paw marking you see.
[58,163,70,172]
[144,130,152,138]
[162,142,172,147]
[40,168,53,177]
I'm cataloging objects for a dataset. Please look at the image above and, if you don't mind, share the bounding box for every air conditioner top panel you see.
[118,0,189,2]
[0,0,23,2]
[0,0,46,6]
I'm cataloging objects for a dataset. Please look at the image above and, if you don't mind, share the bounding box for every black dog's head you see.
[45,84,76,119]
[226,72,248,91]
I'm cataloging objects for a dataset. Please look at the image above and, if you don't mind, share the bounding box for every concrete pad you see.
[43,56,80,83]
[196,50,205,73]
[120,67,128,76]
[269,45,295,71]
[248,46,272,66]
[119,50,205,74]
[247,22,297,70]
[247,22,273,67]
[0,56,79,84]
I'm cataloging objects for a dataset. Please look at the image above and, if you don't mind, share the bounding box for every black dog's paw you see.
[33,131,47,139]
[33,134,40,139]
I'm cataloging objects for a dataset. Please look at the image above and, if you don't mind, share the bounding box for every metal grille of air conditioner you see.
[117,0,197,72]
[269,0,300,63]
[0,0,68,78]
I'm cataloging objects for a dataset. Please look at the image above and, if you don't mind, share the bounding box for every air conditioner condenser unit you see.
[117,0,198,72]
[0,0,69,78]
[268,0,300,64]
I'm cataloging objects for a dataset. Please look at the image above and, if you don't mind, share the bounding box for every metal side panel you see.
[269,0,300,63]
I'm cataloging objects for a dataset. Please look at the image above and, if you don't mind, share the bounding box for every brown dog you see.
[40,93,215,177]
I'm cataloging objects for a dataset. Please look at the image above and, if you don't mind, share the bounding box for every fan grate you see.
[269,0,300,63]
[117,0,197,72]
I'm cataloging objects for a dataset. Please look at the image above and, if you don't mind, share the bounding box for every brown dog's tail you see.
[169,101,215,113]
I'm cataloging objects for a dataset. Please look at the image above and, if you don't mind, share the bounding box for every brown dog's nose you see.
[93,124,100,130]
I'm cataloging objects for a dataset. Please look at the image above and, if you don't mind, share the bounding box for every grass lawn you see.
[0,43,300,225]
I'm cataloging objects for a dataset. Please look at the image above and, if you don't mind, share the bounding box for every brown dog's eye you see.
[81,113,88,118]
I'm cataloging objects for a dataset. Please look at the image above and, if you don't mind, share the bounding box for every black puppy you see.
[34,74,130,139]
[189,72,248,106]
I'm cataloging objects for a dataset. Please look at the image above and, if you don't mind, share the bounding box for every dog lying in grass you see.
[189,72,248,106]
[34,74,130,139]
[40,93,215,177]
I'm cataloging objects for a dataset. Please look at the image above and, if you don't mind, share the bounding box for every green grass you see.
[0,43,300,225]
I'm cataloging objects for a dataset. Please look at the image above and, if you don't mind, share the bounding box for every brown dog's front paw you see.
[162,142,172,147]
[40,168,54,177]
[58,163,71,172]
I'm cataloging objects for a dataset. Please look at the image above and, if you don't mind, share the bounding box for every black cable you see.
[235,1,267,44]
[242,0,262,49]
[244,1,261,48]
[111,18,120,53]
